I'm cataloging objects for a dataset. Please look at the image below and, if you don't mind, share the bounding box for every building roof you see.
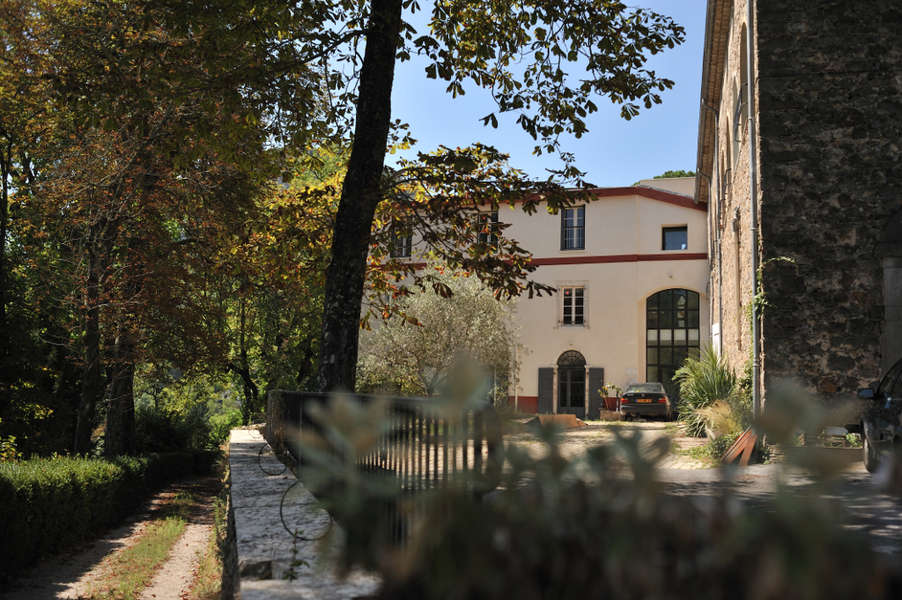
[585,186,706,212]
[694,0,732,204]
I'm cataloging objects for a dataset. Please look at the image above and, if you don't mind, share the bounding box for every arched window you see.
[646,290,700,398]
[557,350,586,412]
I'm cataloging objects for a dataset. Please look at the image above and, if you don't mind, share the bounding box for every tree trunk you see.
[228,362,259,425]
[0,139,11,343]
[74,246,103,454]
[105,327,136,457]
[317,0,403,392]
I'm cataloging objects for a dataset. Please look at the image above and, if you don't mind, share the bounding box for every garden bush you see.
[0,450,212,577]
[673,347,748,437]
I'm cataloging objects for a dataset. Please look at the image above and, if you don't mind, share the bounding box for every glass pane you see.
[661,367,675,385]
[689,347,701,360]
[674,290,687,308]
[659,347,673,366]
[674,347,689,367]
[659,310,673,329]
[660,329,672,345]
[575,206,585,226]
[647,347,658,364]
[647,310,658,328]
[659,290,672,310]
[674,329,687,343]
[663,227,688,251]
[676,310,686,328]
[689,310,699,328]
[647,366,659,382]
[646,330,657,344]
[688,292,699,309]
[647,295,658,310]
[688,329,700,343]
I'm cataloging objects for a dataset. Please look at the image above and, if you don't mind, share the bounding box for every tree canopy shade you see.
[309,0,685,391]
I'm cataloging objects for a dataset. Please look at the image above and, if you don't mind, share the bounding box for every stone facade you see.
[698,0,902,405]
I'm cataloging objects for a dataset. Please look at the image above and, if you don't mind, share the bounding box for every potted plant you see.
[600,383,622,412]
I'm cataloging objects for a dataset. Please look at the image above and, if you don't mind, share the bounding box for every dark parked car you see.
[856,358,902,472]
[619,382,672,420]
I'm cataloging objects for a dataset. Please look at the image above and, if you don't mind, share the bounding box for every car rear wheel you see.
[863,432,880,473]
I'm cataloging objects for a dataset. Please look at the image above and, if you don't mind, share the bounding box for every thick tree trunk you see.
[317,0,403,392]
[230,297,260,424]
[0,140,11,342]
[105,327,136,457]
[75,247,103,454]
[228,362,259,425]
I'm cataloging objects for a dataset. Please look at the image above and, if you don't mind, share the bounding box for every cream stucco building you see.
[502,177,709,417]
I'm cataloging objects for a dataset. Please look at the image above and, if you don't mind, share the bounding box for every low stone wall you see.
[227,428,380,599]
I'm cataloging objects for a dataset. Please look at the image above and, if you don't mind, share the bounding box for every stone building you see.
[695,0,902,412]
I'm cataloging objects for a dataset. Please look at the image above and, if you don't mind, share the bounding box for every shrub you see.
[0,451,212,577]
[135,405,212,453]
[208,409,243,448]
[673,346,746,437]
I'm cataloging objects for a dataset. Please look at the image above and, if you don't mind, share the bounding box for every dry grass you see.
[185,497,227,600]
[186,446,230,600]
[87,516,186,599]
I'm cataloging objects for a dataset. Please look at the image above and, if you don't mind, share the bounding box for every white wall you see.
[503,191,708,402]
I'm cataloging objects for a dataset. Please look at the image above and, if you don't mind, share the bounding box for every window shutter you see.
[588,368,605,418]
[538,368,553,413]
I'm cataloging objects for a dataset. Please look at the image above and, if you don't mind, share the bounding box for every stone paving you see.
[228,428,380,599]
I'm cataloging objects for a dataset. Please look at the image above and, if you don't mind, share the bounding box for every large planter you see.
[603,396,619,411]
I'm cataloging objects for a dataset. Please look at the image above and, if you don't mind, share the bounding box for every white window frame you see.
[559,284,588,327]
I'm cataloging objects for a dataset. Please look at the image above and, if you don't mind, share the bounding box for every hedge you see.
[0,450,217,577]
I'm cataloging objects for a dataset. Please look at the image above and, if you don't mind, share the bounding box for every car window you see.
[625,383,665,394]
[878,359,902,397]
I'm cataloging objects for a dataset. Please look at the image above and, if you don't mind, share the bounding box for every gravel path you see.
[0,476,219,600]
[138,521,212,600]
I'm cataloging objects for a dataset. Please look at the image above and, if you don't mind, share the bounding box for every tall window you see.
[561,206,585,250]
[562,286,585,326]
[477,210,499,245]
[646,289,700,398]
[557,350,586,410]
[390,232,412,258]
[662,226,688,250]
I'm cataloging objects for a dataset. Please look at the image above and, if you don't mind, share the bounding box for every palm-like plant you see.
[673,347,739,437]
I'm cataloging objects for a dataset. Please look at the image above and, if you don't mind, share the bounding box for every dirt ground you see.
[505,420,710,469]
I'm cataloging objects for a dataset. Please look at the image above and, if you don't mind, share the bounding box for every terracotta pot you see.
[603,396,619,411]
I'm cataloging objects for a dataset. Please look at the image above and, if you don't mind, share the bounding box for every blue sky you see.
[389,2,706,187]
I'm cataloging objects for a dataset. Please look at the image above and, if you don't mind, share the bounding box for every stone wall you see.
[709,0,756,378]
[755,1,902,399]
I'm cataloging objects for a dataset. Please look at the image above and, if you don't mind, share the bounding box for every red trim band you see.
[531,252,707,266]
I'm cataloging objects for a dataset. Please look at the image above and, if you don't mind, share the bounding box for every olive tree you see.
[357,270,518,397]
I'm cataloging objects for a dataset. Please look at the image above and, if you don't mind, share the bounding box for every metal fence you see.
[266,390,502,544]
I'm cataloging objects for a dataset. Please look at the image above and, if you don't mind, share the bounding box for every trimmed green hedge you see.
[0,450,217,577]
